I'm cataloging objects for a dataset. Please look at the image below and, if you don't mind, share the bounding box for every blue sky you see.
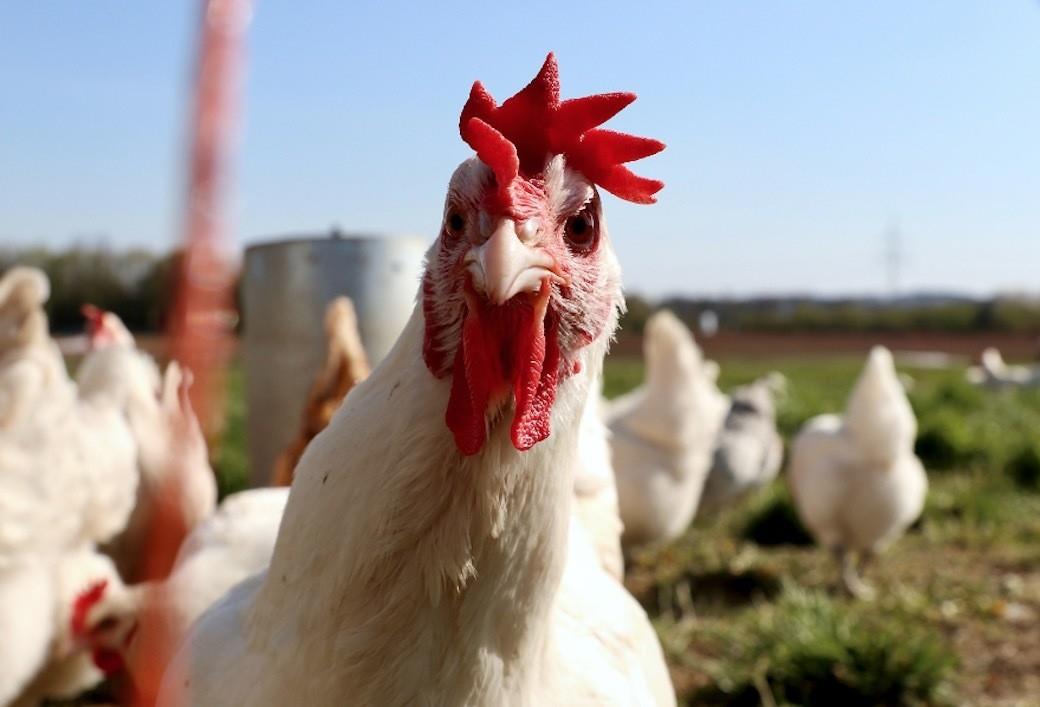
[1,2,1037,297]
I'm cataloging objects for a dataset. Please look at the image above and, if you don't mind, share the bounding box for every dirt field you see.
[69,329,1040,364]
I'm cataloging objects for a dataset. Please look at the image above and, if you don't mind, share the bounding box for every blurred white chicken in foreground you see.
[1,273,138,704]
[65,487,289,690]
[608,310,729,550]
[698,373,785,515]
[77,307,217,581]
[9,548,135,707]
[160,54,673,707]
[9,491,288,705]
[788,346,927,598]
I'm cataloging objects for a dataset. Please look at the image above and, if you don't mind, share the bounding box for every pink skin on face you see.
[423,53,663,456]
[423,165,612,455]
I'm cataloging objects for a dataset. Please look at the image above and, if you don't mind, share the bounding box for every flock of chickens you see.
[0,55,931,706]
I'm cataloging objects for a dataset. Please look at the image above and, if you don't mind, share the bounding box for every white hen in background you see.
[965,346,1039,389]
[77,308,217,581]
[698,373,785,515]
[271,296,371,486]
[0,267,72,429]
[788,346,927,598]
[608,310,729,550]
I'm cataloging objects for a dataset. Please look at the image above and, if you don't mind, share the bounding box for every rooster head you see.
[422,53,664,456]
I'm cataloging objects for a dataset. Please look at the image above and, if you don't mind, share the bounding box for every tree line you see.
[622,294,1040,334]
[1,246,180,332]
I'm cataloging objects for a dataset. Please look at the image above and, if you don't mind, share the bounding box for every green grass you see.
[212,364,250,499]
[690,586,957,707]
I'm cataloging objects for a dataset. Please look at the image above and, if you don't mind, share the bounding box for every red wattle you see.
[92,647,126,676]
[446,307,495,455]
[511,311,560,451]
[442,285,560,456]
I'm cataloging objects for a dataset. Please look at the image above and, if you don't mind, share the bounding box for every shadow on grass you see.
[634,567,784,618]
[738,484,814,547]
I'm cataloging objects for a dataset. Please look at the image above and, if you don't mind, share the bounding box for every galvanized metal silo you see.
[241,232,427,486]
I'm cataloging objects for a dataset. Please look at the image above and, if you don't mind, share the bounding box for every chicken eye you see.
[445,210,466,238]
[564,209,597,252]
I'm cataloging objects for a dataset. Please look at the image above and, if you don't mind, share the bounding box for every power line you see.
[883,218,903,297]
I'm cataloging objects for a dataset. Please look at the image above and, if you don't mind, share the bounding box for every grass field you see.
[142,349,1040,706]
[606,353,1040,706]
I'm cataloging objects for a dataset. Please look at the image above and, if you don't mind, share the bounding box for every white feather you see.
[788,347,927,555]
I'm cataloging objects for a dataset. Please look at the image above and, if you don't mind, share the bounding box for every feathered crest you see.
[71,580,109,637]
[459,53,665,205]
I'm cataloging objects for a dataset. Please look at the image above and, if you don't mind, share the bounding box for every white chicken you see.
[6,490,288,705]
[159,54,674,707]
[77,308,217,581]
[0,267,71,429]
[965,346,1039,388]
[1,278,138,705]
[788,346,927,598]
[571,382,625,579]
[9,547,134,707]
[103,486,290,688]
[608,309,729,550]
[10,489,289,705]
[0,560,54,706]
[698,372,785,515]
[268,295,625,578]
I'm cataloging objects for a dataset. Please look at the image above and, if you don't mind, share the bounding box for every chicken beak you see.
[465,219,564,305]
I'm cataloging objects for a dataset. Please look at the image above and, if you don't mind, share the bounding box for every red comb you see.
[81,303,103,324]
[81,303,110,346]
[459,53,665,204]
[71,580,108,637]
